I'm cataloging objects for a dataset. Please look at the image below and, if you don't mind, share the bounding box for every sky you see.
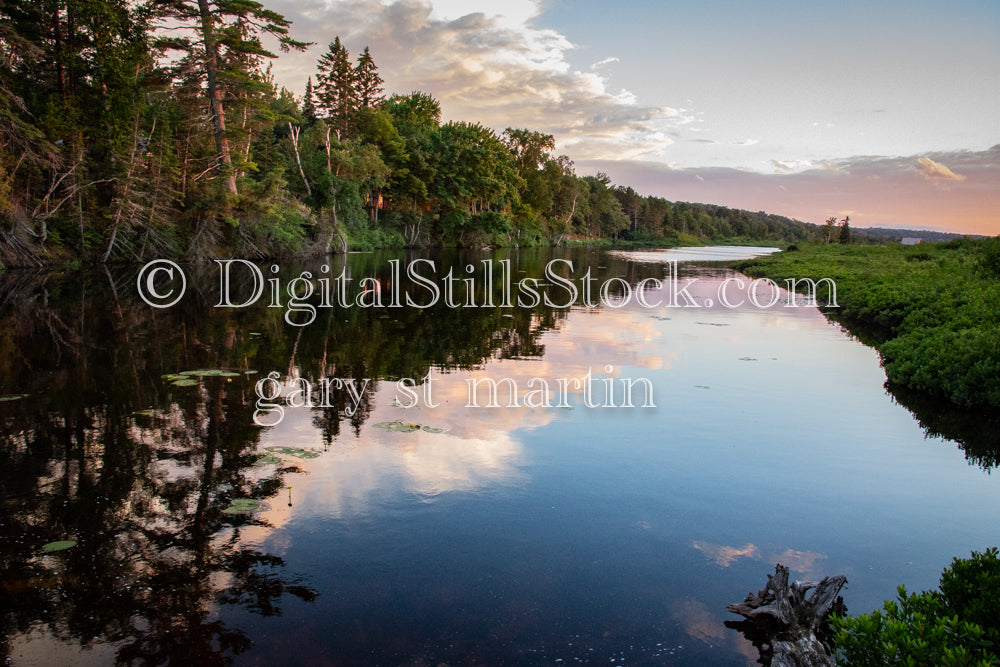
[265,0,1000,235]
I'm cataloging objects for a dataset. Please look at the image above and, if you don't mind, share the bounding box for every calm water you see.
[2,247,999,665]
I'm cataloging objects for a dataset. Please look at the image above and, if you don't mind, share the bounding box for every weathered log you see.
[725,564,847,667]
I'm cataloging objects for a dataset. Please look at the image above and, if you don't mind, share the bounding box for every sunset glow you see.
[270,0,999,234]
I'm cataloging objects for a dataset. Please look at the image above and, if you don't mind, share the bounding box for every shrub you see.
[832,550,1000,665]
[979,237,1000,278]
[940,547,1000,644]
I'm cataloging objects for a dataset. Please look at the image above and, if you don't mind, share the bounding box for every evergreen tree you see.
[839,215,851,244]
[152,0,308,195]
[302,77,317,123]
[315,37,355,138]
[354,46,384,109]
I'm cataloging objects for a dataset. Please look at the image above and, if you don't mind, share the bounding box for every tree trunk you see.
[324,126,332,173]
[287,122,311,197]
[725,564,847,667]
[196,0,238,195]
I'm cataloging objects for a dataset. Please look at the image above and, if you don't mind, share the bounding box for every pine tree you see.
[302,77,317,123]
[152,0,308,195]
[315,37,355,138]
[354,46,384,110]
[839,215,851,244]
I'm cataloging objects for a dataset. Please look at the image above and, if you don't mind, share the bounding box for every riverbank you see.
[735,239,1000,410]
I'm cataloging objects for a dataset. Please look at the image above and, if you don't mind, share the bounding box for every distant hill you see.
[857,227,987,243]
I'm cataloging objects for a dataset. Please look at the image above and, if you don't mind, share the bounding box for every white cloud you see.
[590,56,621,70]
[268,0,696,161]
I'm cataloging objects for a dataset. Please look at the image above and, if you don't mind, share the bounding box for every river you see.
[2,247,998,665]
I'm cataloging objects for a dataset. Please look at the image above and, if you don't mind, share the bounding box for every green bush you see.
[832,550,1000,665]
[940,547,1000,644]
[736,241,1000,409]
[980,237,1000,278]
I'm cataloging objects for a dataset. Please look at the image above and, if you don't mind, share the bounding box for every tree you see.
[384,92,441,216]
[501,127,557,217]
[839,215,851,244]
[153,0,308,195]
[315,36,355,138]
[385,92,440,137]
[501,127,555,174]
[353,46,384,110]
[579,172,628,238]
[302,77,317,123]
[824,216,837,243]
[430,121,521,218]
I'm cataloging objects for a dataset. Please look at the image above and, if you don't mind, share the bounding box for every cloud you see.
[692,540,828,576]
[576,145,1000,235]
[819,160,849,174]
[268,0,696,161]
[590,56,620,70]
[770,549,826,576]
[917,156,967,181]
[692,540,759,567]
[670,599,726,645]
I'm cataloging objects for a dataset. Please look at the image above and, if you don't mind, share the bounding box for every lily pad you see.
[265,446,320,459]
[222,498,260,514]
[171,378,199,387]
[374,421,420,433]
[0,394,28,402]
[255,453,282,465]
[134,409,157,417]
[181,369,225,377]
[421,426,443,434]
[42,540,77,553]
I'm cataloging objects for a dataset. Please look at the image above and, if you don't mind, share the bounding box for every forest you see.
[0,0,849,269]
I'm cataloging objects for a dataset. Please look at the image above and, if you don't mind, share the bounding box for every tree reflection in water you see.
[0,251,566,663]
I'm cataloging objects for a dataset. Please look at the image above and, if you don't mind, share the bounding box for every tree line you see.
[1,0,847,267]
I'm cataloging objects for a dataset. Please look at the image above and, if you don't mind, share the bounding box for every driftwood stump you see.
[725,564,847,667]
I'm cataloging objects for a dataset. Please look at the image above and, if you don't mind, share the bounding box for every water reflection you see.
[887,384,1000,470]
[692,541,827,577]
[2,248,1000,665]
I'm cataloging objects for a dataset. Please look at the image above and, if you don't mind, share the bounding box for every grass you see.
[735,239,1000,409]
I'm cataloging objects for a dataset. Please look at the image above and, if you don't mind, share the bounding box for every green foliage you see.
[385,92,441,137]
[343,222,404,251]
[840,217,852,244]
[430,121,523,216]
[471,211,510,236]
[315,37,355,136]
[833,550,1000,665]
[353,46,384,110]
[939,548,1000,645]
[738,241,1000,409]
[832,586,995,666]
[233,169,313,254]
[979,237,1000,278]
